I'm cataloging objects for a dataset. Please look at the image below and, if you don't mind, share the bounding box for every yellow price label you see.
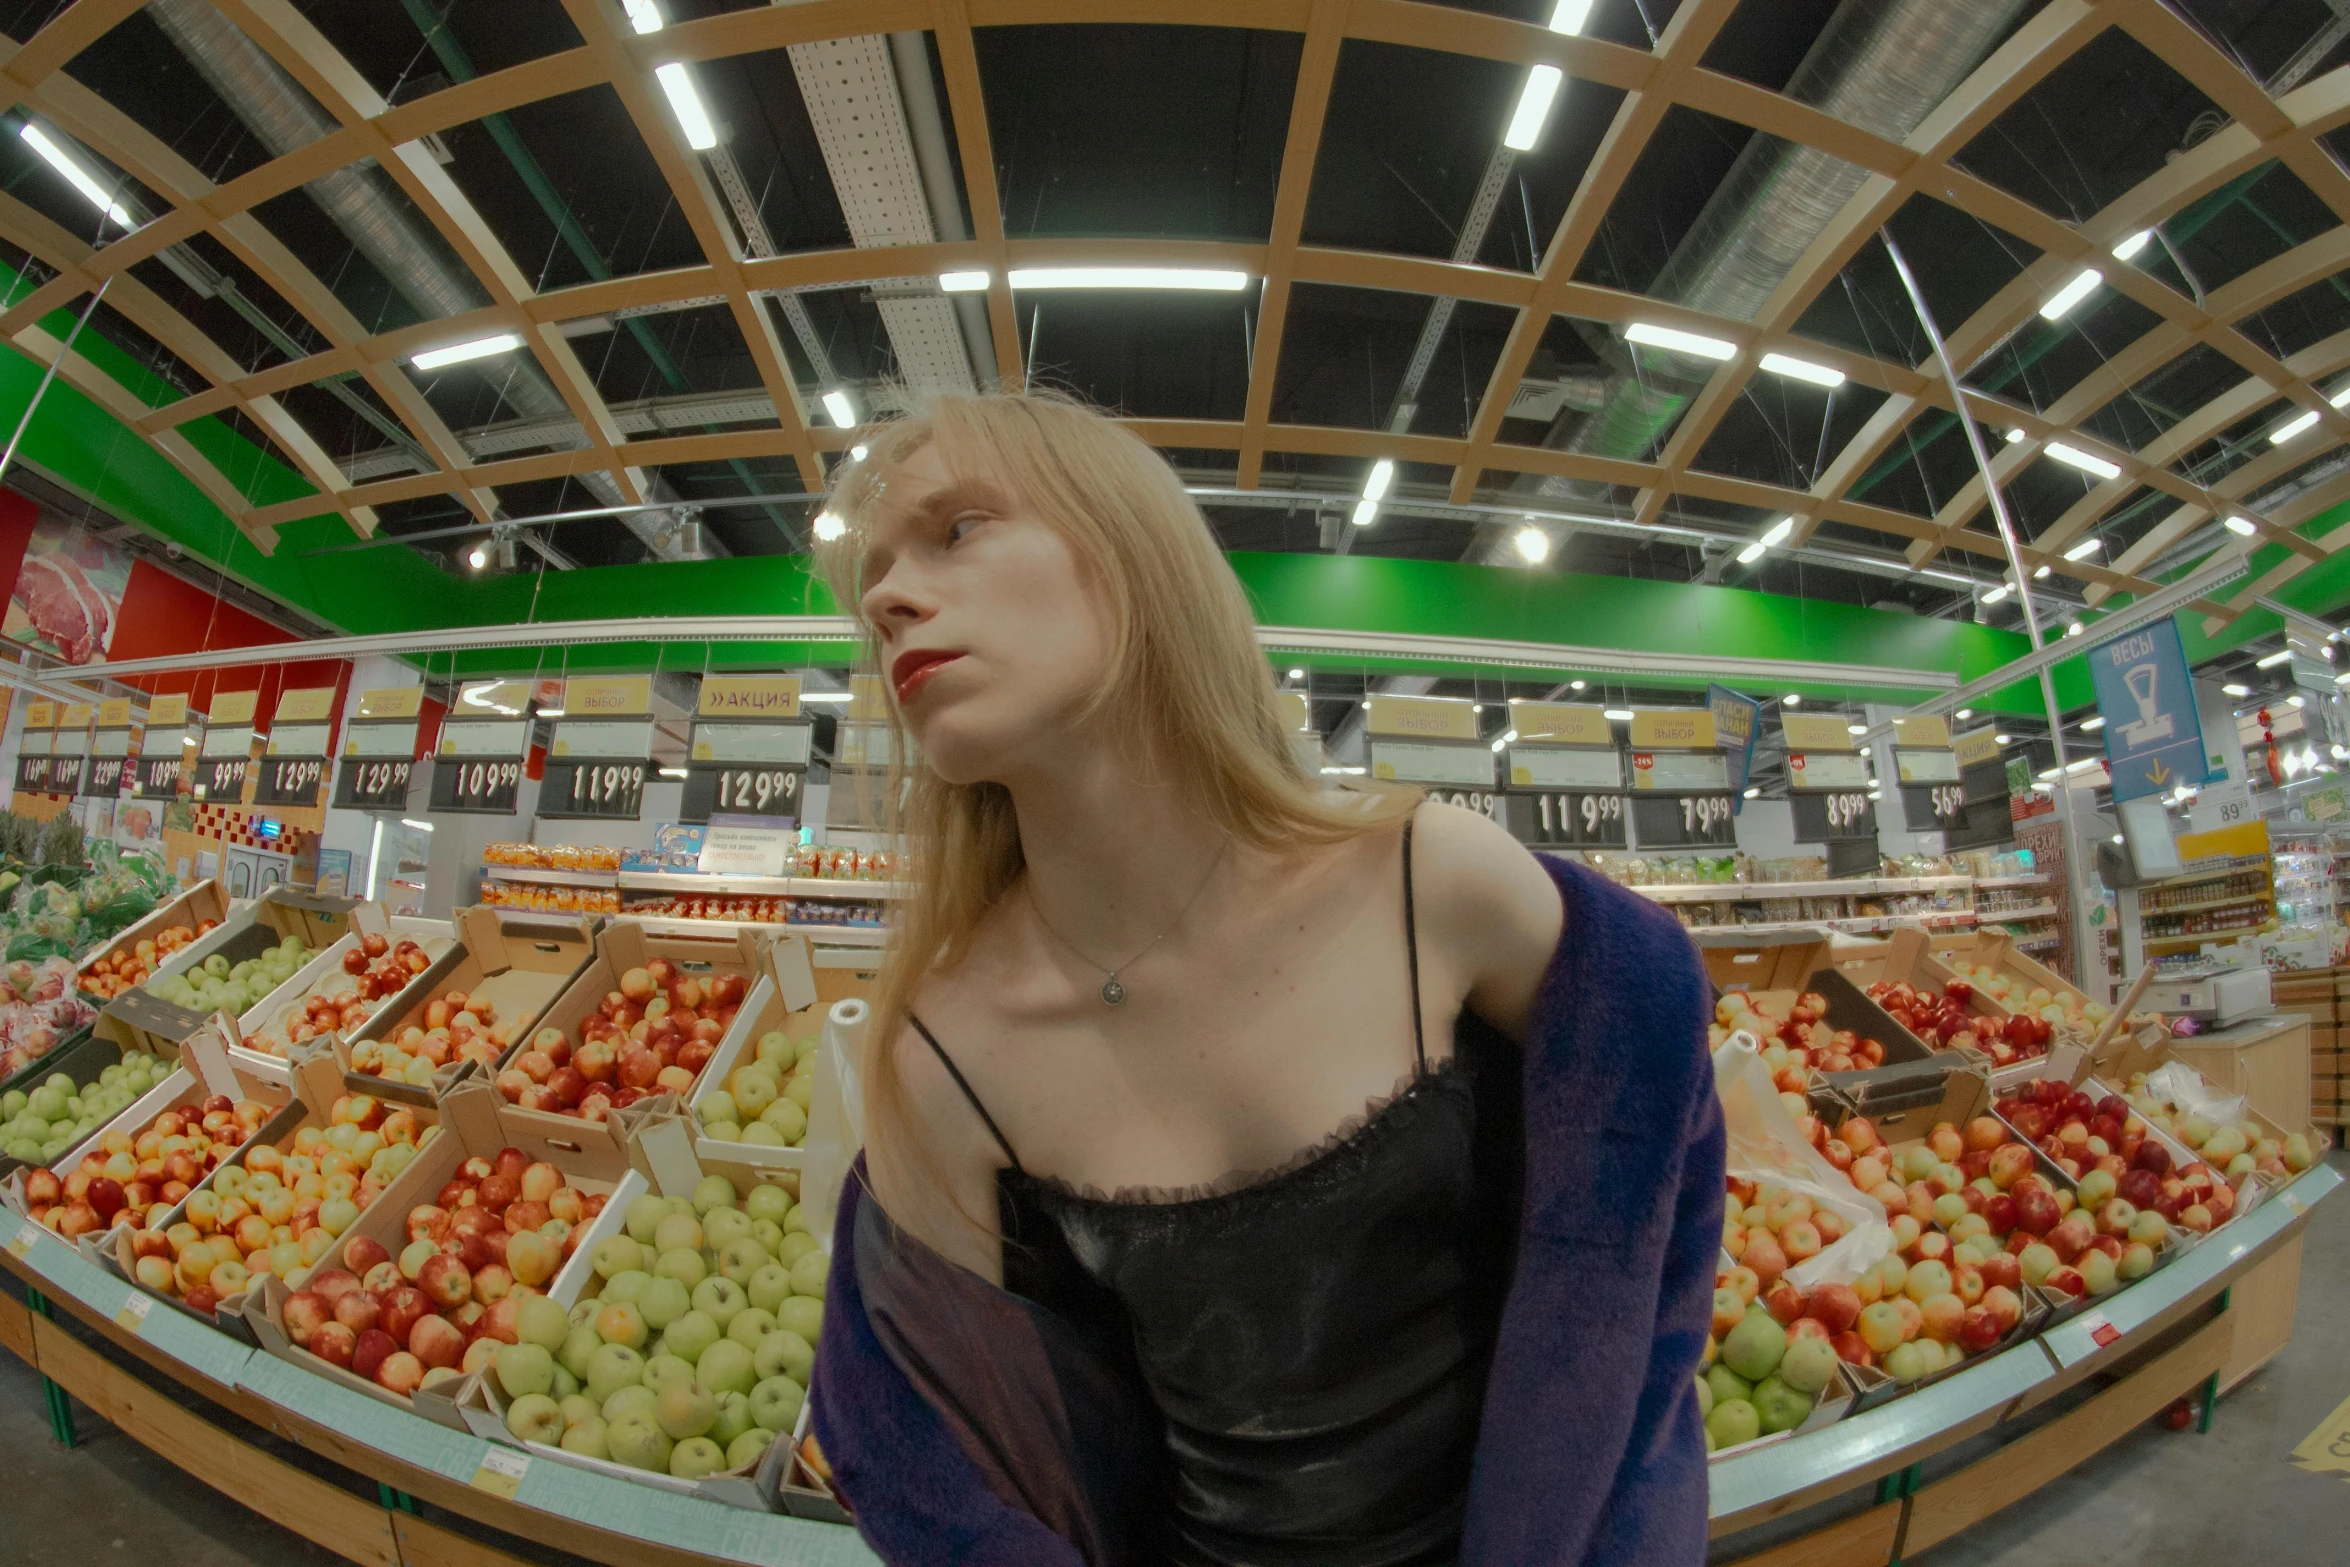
[470,1447,530,1498]
[7,1222,35,1258]
[114,1293,154,1332]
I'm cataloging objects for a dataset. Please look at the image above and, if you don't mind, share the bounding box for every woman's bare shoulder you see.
[1407,800,1565,1036]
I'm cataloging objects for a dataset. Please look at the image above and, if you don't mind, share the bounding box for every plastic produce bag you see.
[2140,1060,2248,1130]
[1713,1033,1893,1288]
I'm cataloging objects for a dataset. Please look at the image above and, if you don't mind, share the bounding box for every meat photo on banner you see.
[5,513,128,663]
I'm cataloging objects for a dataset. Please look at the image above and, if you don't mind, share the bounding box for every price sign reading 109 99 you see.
[1630,792,1736,848]
[430,757,524,815]
[134,757,182,800]
[537,759,647,821]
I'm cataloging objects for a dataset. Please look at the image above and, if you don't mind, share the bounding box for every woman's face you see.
[857,443,1115,785]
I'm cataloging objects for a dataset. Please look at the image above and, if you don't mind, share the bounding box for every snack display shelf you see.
[2144,927,2276,951]
[616,871,907,900]
[1631,876,1975,903]
[1672,912,1977,938]
[624,914,888,945]
[2137,891,2275,918]
[1977,902,2058,921]
[1975,874,2050,889]
[481,865,618,888]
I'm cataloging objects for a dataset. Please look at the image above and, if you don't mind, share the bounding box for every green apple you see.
[750,1219,786,1257]
[656,1379,717,1440]
[749,1375,804,1434]
[1705,1364,1752,1412]
[698,1091,739,1128]
[709,1389,756,1448]
[516,1294,572,1352]
[570,1296,604,1327]
[606,1410,673,1474]
[602,1383,658,1425]
[783,1203,812,1236]
[639,1275,691,1331]
[561,1417,610,1460]
[776,1230,819,1266]
[587,1342,647,1403]
[592,1235,645,1279]
[643,1353,697,1395]
[602,1268,653,1306]
[695,1338,757,1397]
[732,1065,779,1116]
[504,1392,563,1444]
[776,1296,822,1342]
[1720,1313,1784,1384]
[755,1031,793,1071]
[788,1251,829,1299]
[726,1428,773,1471]
[717,1236,769,1285]
[1751,1374,1813,1434]
[498,1341,556,1400]
[747,1263,794,1314]
[552,1365,580,1401]
[653,1212,705,1254]
[624,1194,670,1245]
[670,1436,727,1480]
[692,1174,739,1215]
[664,1309,721,1366]
[754,1329,814,1386]
[559,1393,601,1430]
[727,1308,777,1351]
[655,1247,708,1289]
[1779,1337,1839,1397]
[703,1207,753,1253]
[558,1325,603,1382]
[693,1276,748,1329]
[1706,1398,1760,1451]
[761,1099,808,1145]
[595,1300,649,1350]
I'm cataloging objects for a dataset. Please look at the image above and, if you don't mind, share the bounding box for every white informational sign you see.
[344,723,418,758]
[691,724,814,764]
[266,722,331,757]
[1629,750,1730,791]
[1369,741,1497,787]
[1788,752,1871,790]
[551,718,654,759]
[2189,779,2254,836]
[200,727,250,759]
[438,718,529,758]
[1895,749,1961,784]
[696,815,796,877]
[1506,747,1622,789]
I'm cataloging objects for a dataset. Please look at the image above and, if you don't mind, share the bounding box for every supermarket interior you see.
[6,1,2350,1564]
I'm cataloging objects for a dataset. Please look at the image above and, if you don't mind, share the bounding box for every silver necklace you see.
[1025,838,1231,1006]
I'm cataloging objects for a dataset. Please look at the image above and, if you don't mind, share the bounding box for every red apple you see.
[408,1313,464,1370]
[333,1289,382,1335]
[310,1319,358,1368]
[281,1290,332,1348]
[375,1350,424,1396]
[380,1286,433,1348]
[350,1327,397,1383]
[2047,1216,2095,1264]
[416,1252,473,1309]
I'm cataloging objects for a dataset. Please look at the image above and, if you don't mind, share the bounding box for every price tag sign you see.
[539,759,648,820]
[470,1445,530,1499]
[134,756,183,800]
[43,755,84,795]
[697,815,796,877]
[253,756,326,807]
[2081,1311,2120,1349]
[13,754,49,793]
[197,758,248,802]
[81,755,129,798]
[333,757,414,812]
[681,763,804,823]
[430,757,525,815]
[1631,792,1737,848]
[114,1291,155,1333]
[1503,789,1627,848]
[1791,790,1878,842]
[1420,787,1502,821]
[8,1218,36,1258]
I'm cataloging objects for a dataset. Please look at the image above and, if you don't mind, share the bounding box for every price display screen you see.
[539,759,648,821]
[196,758,247,801]
[82,755,131,798]
[1503,789,1627,849]
[680,763,804,825]
[1792,790,1878,842]
[430,757,524,814]
[334,758,414,812]
[133,757,182,800]
[253,756,327,807]
[43,756,85,795]
[1631,792,1737,848]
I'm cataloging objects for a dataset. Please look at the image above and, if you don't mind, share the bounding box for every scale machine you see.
[2149,962,2274,1029]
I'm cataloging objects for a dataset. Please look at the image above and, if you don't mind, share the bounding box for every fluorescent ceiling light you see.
[2082,715,2106,730]
[537,708,566,719]
[1760,516,1794,548]
[1287,667,1305,679]
[19,124,133,227]
[2256,649,2293,668]
[2039,269,2103,320]
[1008,266,1248,291]
[2337,672,2350,685]
[1783,693,1801,706]
[1548,0,1594,32]
[1626,321,1737,360]
[2111,230,2153,262]
[1995,734,2011,744]
[655,62,719,150]
[812,511,845,541]
[1758,352,1844,388]
[2034,565,2050,579]
[401,820,435,832]
[799,691,854,702]
[1321,766,1367,776]
[659,767,689,778]
[1982,584,2011,604]
[1513,525,1551,564]
[1847,723,1868,736]
[2063,538,2102,560]
[2067,759,2101,774]
[2289,694,2307,708]
[1351,499,1378,527]
[1363,459,1394,501]
[2224,515,2259,536]
[2044,442,2122,480]
[1503,65,1564,151]
[624,0,664,32]
[1955,708,1972,719]
[1603,709,1635,721]
[1569,680,1586,691]
[466,544,488,569]
[2273,409,2321,444]
[822,389,856,429]
[1743,786,1761,799]
[1736,541,1766,565]
[1491,737,1508,752]
[849,444,868,461]
[2222,683,2251,696]
[938,270,989,293]
[412,332,522,371]
[2066,621,2083,636]
[2004,428,2025,443]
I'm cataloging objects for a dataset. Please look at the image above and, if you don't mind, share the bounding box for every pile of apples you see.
[278,1148,603,1398]
[2115,1072,2322,1183]
[250,935,441,1060]
[342,932,435,1000]
[121,1093,432,1316]
[1864,978,2055,1067]
[22,1094,271,1240]
[507,1174,828,1478]
[352,990,519,1089]
[1711,991,1889,1081]
[1942,960,2111,1037]
[78,923,207,1000]
[694,1029,818,1149]
[1995,1079,2234,1235]
[495,962,747,1124]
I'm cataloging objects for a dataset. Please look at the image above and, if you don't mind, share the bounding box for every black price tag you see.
[133,757,182,800]
[196,759,247,802]
[334,758,413,812]
[253,757,326,807]
[1792,790,1878,842]
[680,763,804,824]
[539,759,647,821]
[81,756,129,798]
[1503,789,1627,848]
[1631,792,1737,848]
[14,756,50,793]
[1422,787,1502,820]
[43,756,84,796]
[429,757,524,815]
[1900,782,1968,832]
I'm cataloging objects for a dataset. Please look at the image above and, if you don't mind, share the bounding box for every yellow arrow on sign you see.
[2148,758,2172,785]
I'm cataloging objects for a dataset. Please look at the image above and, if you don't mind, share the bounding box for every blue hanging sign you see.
[2090,617,2210,803]
[1708,684,1761,815]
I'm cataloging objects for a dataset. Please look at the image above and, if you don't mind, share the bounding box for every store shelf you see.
[2143,925,2274,950]
[1680,912,1976,938]
[1633,875,1975,903]
[481,865,618,888]
[616,871,904,900]
[1975,874,2049,888]
[2137,891,2275,918]
[625,915,888,945]
[1978,902,2058,921]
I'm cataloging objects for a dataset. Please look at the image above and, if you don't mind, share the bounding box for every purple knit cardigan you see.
[811,856,1726,1565]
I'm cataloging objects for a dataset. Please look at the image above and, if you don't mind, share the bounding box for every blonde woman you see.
[808,393,1722,1567]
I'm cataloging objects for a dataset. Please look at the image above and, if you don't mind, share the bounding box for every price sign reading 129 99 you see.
[538,760,647,821]
[334,758,413,812]
[430,757,523,815]
[679,764,804,824]
[1631,792,1736,849]
[252,757,325,807]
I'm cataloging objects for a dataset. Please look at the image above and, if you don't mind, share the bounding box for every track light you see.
[1503,65,1564,151]
[1362,459,1394,502]
[412,333,522,371]
[1758,352,1845,388]
[822,389,856,429]
[2039,269,2103,320]
[1626,322,1736,360]
[1514,525,1551,564]
[19,124,132,228]
[812,511,845,542]
[2044,442,2122,480]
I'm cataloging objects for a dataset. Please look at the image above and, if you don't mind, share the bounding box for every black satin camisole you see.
[908,824,1517,1566]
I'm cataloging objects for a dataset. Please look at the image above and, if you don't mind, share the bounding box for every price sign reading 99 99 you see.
[539,759,648,821]
[429,757,523,815]
[1631,792,1736,849]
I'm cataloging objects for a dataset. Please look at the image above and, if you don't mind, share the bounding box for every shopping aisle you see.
[1917,1149,2350,1566]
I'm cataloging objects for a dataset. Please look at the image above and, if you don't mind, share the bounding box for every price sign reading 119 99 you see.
[430,757,523,815]
[538,760,646,821]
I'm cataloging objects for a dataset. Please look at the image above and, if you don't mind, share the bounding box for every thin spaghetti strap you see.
[905,1013,1027,1175]
[1402,815,1427,1074]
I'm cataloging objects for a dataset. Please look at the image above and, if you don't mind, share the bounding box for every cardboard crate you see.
[73,878,231,1000]
[1702,930,1946,1095]
[341,907,599,1108]
[0,1029,151,1180]
[234,906,456,1072]
[97,887,359,1061]
[1699,929,1835,994]
[240,1078,628,1421]
[680,935,822,1175]
[0,1020,97,1101]
[1927,930,2096,1015]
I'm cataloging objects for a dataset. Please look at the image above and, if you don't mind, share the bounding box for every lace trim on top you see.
[1017,1054,1468,1210]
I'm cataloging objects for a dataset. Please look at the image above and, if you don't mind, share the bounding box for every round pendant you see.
[1101,976,1127,1006]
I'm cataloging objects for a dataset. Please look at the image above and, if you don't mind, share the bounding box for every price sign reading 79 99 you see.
[1631,792,1737,849]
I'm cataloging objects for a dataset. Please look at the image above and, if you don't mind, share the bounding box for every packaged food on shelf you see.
[486,842,623,872]
[481,881,621,915]
[624,893,884,927]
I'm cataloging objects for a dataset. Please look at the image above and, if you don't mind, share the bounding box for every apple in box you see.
[502,955,750,1122]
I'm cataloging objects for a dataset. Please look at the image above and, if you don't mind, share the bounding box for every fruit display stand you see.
[70,877,230,1000]
[96,887,359,1062]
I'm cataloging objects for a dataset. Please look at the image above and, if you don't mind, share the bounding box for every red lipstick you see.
[892,648,963,705]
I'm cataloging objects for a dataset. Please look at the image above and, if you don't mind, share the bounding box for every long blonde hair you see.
[814,391,1414,1201]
